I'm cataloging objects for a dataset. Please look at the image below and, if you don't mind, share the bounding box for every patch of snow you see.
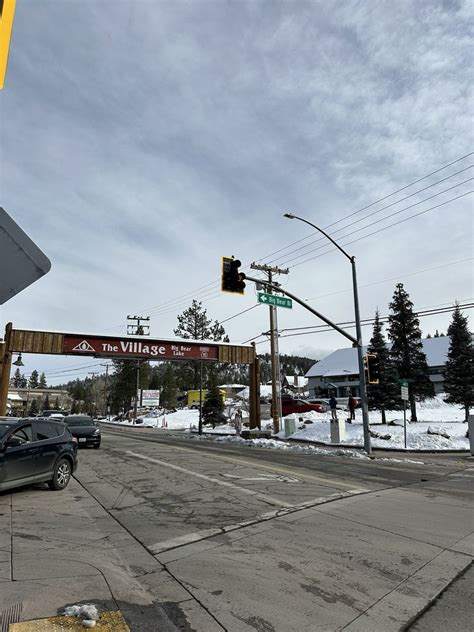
[63,604,99,622]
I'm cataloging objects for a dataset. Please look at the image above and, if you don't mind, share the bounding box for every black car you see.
[62,415,101,448]
[0,417,78,492]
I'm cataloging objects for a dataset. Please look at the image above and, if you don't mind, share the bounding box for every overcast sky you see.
[1,0,473,385]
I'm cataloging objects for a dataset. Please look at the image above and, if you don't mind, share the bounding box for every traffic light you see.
[221,256,246,294]
[0,0,17,89]
[365,353,380,384]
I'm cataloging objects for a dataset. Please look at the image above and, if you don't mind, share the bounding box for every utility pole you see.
[99,363,109,418]
[126,315,150,422]
[127,315,150,336]
[87,372,98,417]
[250,263,289,434]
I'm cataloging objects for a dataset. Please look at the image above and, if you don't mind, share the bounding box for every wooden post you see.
[0,323,13,415]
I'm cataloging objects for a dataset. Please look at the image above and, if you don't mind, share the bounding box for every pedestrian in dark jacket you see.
[348,396,356,422]
[329,396,338,421]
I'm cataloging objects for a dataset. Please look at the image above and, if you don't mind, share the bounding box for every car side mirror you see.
[5,437,23,448]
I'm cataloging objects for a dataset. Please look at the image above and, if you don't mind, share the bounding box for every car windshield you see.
[64,418,94,427]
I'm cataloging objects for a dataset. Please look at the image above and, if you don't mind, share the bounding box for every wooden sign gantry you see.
[0,324,261,426]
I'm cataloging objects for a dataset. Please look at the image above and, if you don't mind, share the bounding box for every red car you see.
[280,399,326,416]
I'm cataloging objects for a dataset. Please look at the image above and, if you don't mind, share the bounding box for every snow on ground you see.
[101,395,470,452]
[281,394,469,451]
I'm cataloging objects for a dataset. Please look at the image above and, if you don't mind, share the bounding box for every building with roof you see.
[6,388,72,416]
[281,374,308,395]
[305,336,451,398]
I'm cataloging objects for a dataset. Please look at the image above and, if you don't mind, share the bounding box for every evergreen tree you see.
[19,374,28,388]
[28,370,39,389]
[71,400,79,414]
[388,284,434,421]
[444,305,473,422]
[367,310,400,423]
[43,394,50,411]
[160,365,177,409]
[426,333,432,339]
[54,396,60,409]
[39,372,47,388]
[109,360,137,413]
[174,300,228,388]
[29,399,39,416]
[11,368,22,387]
[202,371,225,428]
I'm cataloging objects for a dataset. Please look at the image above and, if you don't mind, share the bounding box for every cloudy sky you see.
[1,0,473,385]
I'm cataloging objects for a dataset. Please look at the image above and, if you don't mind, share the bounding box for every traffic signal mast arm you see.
[243,274,358,346]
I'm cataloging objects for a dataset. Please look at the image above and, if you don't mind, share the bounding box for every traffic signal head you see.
[221,256,246,294]
[365,353,380,384]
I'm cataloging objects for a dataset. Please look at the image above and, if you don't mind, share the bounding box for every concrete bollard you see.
[284,418,296,437]
[330,418,346,443]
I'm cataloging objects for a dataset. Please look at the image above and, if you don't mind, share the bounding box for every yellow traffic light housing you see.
[0,0,17,89]
[221,256,246,294]
[365,353,380,384]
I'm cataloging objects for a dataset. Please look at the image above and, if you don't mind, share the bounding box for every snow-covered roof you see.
[305,336,451,378]
[283,375,308,388]
[7,393,25,401]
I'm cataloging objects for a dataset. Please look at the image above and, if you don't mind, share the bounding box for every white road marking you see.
[126,450,294,508]
[149,489,368,555]
[222,473,300,483]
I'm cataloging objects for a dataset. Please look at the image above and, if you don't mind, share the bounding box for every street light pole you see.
[284,212,372,453]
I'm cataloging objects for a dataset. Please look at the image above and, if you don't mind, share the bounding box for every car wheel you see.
[48,458,72,491]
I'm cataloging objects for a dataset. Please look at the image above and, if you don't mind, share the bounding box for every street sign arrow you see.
[258,292,292,309]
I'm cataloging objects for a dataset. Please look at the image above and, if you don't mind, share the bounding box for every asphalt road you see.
[67,425,473,631]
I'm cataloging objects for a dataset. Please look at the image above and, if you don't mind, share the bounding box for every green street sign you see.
[399,380,409,387]
[258,292,292,309]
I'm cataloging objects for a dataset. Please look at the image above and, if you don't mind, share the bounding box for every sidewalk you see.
[0,480,222,631]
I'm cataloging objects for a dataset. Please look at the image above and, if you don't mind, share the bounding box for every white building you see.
[305,336,451,397]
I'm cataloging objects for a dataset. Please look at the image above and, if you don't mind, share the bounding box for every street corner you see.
[9,610,130,631]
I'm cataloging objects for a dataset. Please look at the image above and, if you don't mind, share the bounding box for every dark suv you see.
[0,418,78,492]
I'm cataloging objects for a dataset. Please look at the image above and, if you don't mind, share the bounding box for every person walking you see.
[348,396,356,423]
[234,409,242,436]
[329,396,338,422]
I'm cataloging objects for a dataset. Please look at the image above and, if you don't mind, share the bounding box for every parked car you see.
[41,409,66,417]
[62,415,101,448]
[271,398,326,416]
[0,417,77,492]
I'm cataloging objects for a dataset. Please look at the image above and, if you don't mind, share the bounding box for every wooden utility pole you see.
[250,264,289,434]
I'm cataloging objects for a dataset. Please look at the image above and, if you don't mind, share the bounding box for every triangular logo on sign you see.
[72,340,96,352]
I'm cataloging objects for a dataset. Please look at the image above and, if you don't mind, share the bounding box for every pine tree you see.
[71,400,79,414]
[43,394,50,411]
[29,399,39,416]
[39,372,47,388]
[174,300,227,388]
[367,310,400,423]
[160,365,177,409]
[19,375,28,388]
[202,371,225,428]
[109,360,137,413]
[28,370,39,389]
[388,284,434,421]
[444,305,473,422]
[11,368,22,387]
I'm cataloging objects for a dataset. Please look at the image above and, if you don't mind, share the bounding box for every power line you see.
[288,190,473,269]
[268,166,472,265]
[97,153,474,330]
[244,302,474,344]
[258,152,473,262]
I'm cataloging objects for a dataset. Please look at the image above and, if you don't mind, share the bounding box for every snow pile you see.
[63,604,99,627]
[186,433,369,459]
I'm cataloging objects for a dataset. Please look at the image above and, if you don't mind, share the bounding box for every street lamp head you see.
[13,354,24,367]
[283,212,295,219]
